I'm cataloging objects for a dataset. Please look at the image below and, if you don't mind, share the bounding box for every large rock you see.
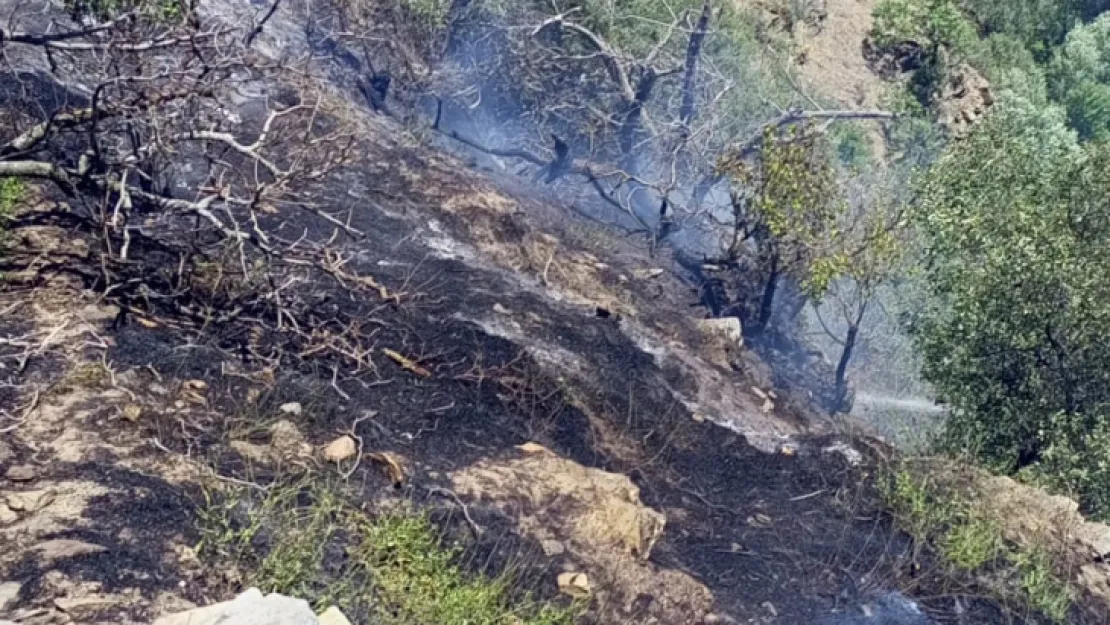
[935,63,994,138]
[452,444,712,625]
[696,317,743,348]
[152,588,317,625]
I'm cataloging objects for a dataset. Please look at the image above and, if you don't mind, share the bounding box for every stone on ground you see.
[152,588,317,625]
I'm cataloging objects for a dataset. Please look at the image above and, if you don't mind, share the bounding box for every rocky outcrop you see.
[935,63,994,138]
[451,443,713,625]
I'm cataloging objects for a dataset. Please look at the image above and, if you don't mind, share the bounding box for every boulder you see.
[451,445,713,625]
[696,317,743,348]
[152,588,317,625]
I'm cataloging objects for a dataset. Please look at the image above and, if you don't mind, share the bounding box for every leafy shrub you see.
[0,177,24,219]
[871,0,979,56]
[400,0,451,29]
[1048,13,1110,140]
[961,0,1083,60]
[1012,549,1074,623]
[911,96,1110,521]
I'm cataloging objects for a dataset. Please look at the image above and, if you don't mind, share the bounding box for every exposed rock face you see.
[451,444,713,625]
[935,63,994,138]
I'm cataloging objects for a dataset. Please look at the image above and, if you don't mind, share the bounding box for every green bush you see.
[400,0,451,29]
[871,0,979,56]
[911,95,1110,520]
[65,0,182,22]
[0,177,24,219]
[1048,13,1110,140]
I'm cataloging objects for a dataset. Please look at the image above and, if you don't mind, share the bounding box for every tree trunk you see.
[619,67,659,174]
[756,253,779,333]
[443,0,474,58]
[833,301,867,413]
[679,1,711,131]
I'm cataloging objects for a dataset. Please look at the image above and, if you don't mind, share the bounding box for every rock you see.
[492,303,512,315]
[231,441,276,466]
[451,448,712,625]
[5,465,35,482]
[541,539,566,556]
[270,420,308,449]
[323,436,357,463]
[182,379,208,391]
[0,439,12,464]
[231,420,314,466]
[747,513,773,528]
[31,539,107,563]
[697,317,743,347]
[633,268,665,280]
[453,451,665,560]
[368,451,406,486]
[6,489,55,513]
[516,442,550,454]
[0,581,22,611]
[557,572,590,598]
[152,588,317,625]
[316,606,352,625]
[0,504,17,524]
[121,404,143,422]
[279,402,303,416]
[935,63,994,138]
[54,595,121,615]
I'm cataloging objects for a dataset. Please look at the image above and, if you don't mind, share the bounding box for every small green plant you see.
[65,0,182,22]
[0,177,25,219]
[400,0,451,29]
[942,517,1002,571]
[830,125,872,168]
[1011,549,1074,623]
[197,480,579,625]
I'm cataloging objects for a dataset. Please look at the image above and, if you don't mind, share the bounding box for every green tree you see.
[719,126,848,333]
[913,94,1110,518]
[1049,13,1110,140]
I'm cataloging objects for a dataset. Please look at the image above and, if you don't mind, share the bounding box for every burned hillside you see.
[1,1,1109,625]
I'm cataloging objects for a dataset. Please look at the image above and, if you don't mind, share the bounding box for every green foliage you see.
[881,465,1073,621]
[973,34,1051,105]
[400,0,451,29]
[1012,549,1075,622]
[830,125,871,168]
[943,518,1003,570]
[1024,411,1110,521]
[0,177,25,220]
[721,126,849,298]
[65,0,182,22]
[871,0,979,56]
[1048,13,1110,140]
[911,95,1110,519]
[870,0,980,106]
[960,0,1086,60]
[197,481,578,625]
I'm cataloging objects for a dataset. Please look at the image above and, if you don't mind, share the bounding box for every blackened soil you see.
[9,115,1054,625]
